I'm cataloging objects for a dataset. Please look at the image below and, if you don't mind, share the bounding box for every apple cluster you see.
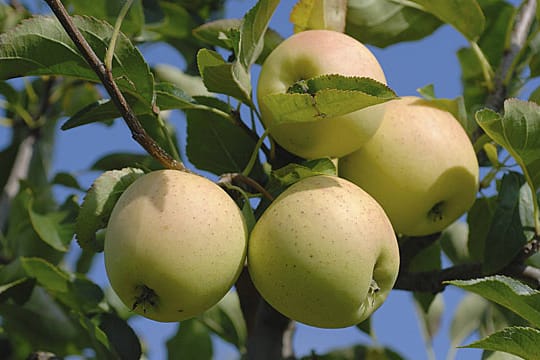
[249,30,479,328]
[102,29,479,330]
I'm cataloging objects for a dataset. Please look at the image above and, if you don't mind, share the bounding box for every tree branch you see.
[485,0,537,111]
[43,0,186,172]
[395,237,540,293]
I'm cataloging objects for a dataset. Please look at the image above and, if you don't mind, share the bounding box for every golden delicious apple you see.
[248,175,399,328]
[104,170,247,322]
[257,29,387,159]
[339,96,479,236]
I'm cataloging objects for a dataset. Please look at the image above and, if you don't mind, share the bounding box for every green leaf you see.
[61,82,199,130]
[154,64,212,97]
[19,257,70,293]
[458,0,515,110]
[476,99,540,233]
[52,172,83,190]
[193,19,283,65]
[463,326,540,360]
[0,15,154,104]
[199,291,247,351]
[409,0,485,40]
[69,0,144,36]
[270,158,337,188]
[98,313,142,360]
[301,344,405,360]
[449,294,489,350]
[167,319,213,360]
[290,0,347,32]
[236,0,279,69]
[263,75,396,125]
[467,196,497,262]
[0,277,35,305]
[90,152,162,171]
[196,49,251,104]
[440,221,471,264]
[447,275,540,328]
[76,168,145,252]
[28,195,78,252]
[186,109,261,177]
[482,172,529,273]
[346,0,442,48]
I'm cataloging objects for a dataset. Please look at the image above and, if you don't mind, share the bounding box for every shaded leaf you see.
[346,0,442,48]
[270,158,337,188]
[301,344,405,360]
[463,326,540,360]
[99,313,142,360]
[263,75,396,125]
[449,293,488,349]
[409,0,485,40]
[28,195,78,252]
[447,275,540,328]
[167,319,213,360]
[467,196,497,262]
[482,172,528,273]
[90,152,161,171]
[199,291,247,351]
[440,221,471,265]
[68,0,145,36]
[76,168,145,252]
[52,172,83,190]
[186,109,261,177]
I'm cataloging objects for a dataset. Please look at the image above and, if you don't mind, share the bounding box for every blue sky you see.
[1,0,530,359]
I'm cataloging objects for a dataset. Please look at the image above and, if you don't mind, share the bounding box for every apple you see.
[339,96,479,236]
[104,170,247,322]
[247,175,399,328]
[257,29,387,159]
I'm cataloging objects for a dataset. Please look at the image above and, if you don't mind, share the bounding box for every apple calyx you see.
[428,201,445,223]
[132,284,159,314]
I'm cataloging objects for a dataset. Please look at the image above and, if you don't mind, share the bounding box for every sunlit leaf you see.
[290,0,347,33]
[0,15,154,104]
[262,75,396,125]
[463,326,540,360]
[447,275,540,328]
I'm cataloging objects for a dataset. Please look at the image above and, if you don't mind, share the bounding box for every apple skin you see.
[257,29,387,159]
[104,170,247,322]
[247,175,399,328]
[339,96,479,236]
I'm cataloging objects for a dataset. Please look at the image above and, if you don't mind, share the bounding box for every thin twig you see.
[0,78,55,229]
[485,0,537,111]
[44,0,186,172]
[219,173,274,201]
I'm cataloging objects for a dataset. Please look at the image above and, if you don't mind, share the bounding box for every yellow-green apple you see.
[339,96,479,236]
[104,170,247,322]
[248,175,399,328]
[257,29,387,159]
